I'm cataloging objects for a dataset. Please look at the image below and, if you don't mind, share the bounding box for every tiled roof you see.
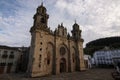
[0,45,18,50]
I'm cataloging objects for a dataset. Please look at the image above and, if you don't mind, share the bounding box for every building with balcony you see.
[0,45,21,74]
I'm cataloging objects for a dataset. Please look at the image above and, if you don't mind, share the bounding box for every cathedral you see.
[27,3,85,77]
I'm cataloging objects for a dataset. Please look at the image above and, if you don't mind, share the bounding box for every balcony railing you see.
[2,55,8,58]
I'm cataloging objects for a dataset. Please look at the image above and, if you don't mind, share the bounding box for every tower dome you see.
[73,22,79,30]
[37,2,47,14]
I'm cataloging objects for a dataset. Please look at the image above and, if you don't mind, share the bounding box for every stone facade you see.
[27,3,85,77]
[0,45,21,74]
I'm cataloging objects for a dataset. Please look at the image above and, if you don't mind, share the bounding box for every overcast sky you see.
[0,0,120,47]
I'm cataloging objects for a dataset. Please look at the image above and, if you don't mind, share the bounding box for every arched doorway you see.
[60,58,66,73]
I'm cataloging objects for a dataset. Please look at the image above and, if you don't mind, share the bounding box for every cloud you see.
[0,0,120,47]
[55,0,120,45]
[0,0,36,47]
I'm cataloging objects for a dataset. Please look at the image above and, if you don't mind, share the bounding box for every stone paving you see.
[0,68,114,80]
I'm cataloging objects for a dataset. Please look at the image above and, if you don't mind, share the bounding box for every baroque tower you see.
[71,22,85,71]
[31,3,49,32]
[28,3,85,77]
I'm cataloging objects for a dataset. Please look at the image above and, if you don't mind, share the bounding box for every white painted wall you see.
[93,49,120,66]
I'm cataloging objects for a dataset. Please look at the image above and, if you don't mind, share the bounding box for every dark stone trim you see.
[75,41,80,71]
[51,36,56,75]
[68,39,71,72]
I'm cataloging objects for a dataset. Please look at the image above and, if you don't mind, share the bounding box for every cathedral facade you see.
[27,3,85,77]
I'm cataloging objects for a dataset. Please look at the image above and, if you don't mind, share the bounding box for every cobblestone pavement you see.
[0,68,114,80]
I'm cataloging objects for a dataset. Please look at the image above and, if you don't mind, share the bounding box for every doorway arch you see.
[60,58,66,73]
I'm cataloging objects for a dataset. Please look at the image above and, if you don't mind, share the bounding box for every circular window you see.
[60,47,66,55]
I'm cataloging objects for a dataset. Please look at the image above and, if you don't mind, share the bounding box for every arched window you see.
[8,63,13,66]
[0,63,6,66]
[2,51,8,58]
[60,47,66,56]
[9,51,14,59]
[62,30,64,36]
[38,55,42,68]
[46,43,54,66]
[47,51,50,65]
[40,48,42,51]
[40,42,42,45]
[39,55,41,60]
[41,17,45,23]
[72,53,75,63]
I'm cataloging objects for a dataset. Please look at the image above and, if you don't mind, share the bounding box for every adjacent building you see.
[16,47,29,72]
[84,55,92,69]
[93,47,120,67]
[27,3,85,77]
[0,45,21,74]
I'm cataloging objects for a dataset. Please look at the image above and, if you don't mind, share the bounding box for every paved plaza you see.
[0,68,114,80]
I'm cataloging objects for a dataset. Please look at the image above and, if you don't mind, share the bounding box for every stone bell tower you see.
[27,3,50,77]
[31,2,49,32]
[71,21,81,41]
[71,21,85,71]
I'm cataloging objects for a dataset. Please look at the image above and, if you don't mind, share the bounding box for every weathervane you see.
[75,19,77,23]
[41,0,44,5]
